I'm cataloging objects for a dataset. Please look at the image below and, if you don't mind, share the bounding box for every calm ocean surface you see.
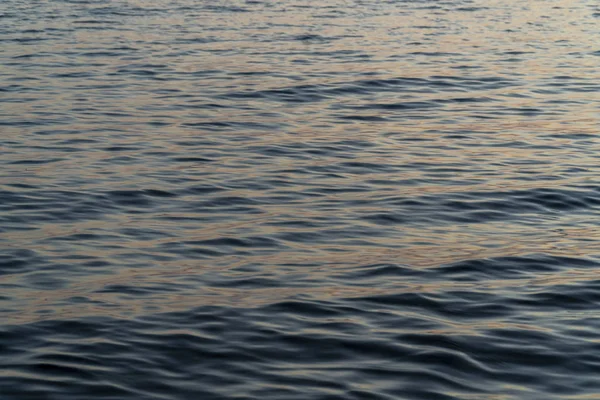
[2,0,600,398]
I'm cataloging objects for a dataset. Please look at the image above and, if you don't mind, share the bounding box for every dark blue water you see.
[2,0,600,398]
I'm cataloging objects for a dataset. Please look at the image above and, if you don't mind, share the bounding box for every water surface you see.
[2,0,600,399]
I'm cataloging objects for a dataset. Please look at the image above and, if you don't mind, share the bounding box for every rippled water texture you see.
[3,0,600,398]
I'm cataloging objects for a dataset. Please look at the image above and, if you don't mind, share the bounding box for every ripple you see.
[3,0,600,398]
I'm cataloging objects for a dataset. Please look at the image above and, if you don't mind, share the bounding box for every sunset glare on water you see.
[2,0,600,399]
